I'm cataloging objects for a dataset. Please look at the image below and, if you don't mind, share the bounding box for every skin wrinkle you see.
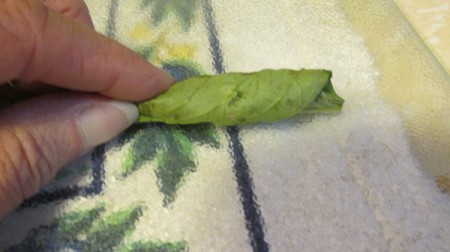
[95,40,122,95]
[0,139,23,209]
[0,130,28,206]
[66,16,139,97]
[0,94,87,206]
[1,125,54,202]
[0,1,37,81]
[28,10,68,83]
[12,0,48,82]
[12,130,40,199]
[15,128,53,199]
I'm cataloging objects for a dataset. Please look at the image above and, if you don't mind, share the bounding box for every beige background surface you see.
[396,0,450,73]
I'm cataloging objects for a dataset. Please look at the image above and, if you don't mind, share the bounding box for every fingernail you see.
[76,101,138,150]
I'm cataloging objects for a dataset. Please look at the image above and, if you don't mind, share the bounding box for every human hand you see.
[0,0,174,219]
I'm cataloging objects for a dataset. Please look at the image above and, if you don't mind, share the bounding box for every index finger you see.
[0,0,174,101]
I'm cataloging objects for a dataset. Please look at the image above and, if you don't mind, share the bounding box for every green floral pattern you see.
[6,205,187,252]
[141,0,201,29]
[122,122,220,206]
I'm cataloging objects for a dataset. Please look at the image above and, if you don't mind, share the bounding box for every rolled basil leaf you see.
[137,69,344,126]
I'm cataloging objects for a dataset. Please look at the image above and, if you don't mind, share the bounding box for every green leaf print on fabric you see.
[141,0,201,30]
[83,205,144,252]
[122,123,220,206]
[7,205,187,252]
[118,240,188,252]
[57,204,106,240]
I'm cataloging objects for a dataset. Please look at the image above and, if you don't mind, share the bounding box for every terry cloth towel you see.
[1,0,450,251]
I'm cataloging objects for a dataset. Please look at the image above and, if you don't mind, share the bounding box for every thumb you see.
[0,94,137,218]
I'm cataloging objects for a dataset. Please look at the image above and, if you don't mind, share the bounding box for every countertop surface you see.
[396,0,450,72]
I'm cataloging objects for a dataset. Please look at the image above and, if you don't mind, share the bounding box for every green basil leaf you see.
[137,69,344,126]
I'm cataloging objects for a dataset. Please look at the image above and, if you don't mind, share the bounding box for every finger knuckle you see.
[0,128,52,202]
[61,1,89,21]
[42,0,92,25]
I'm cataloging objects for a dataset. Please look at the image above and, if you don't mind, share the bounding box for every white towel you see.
[1,1,450,251]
